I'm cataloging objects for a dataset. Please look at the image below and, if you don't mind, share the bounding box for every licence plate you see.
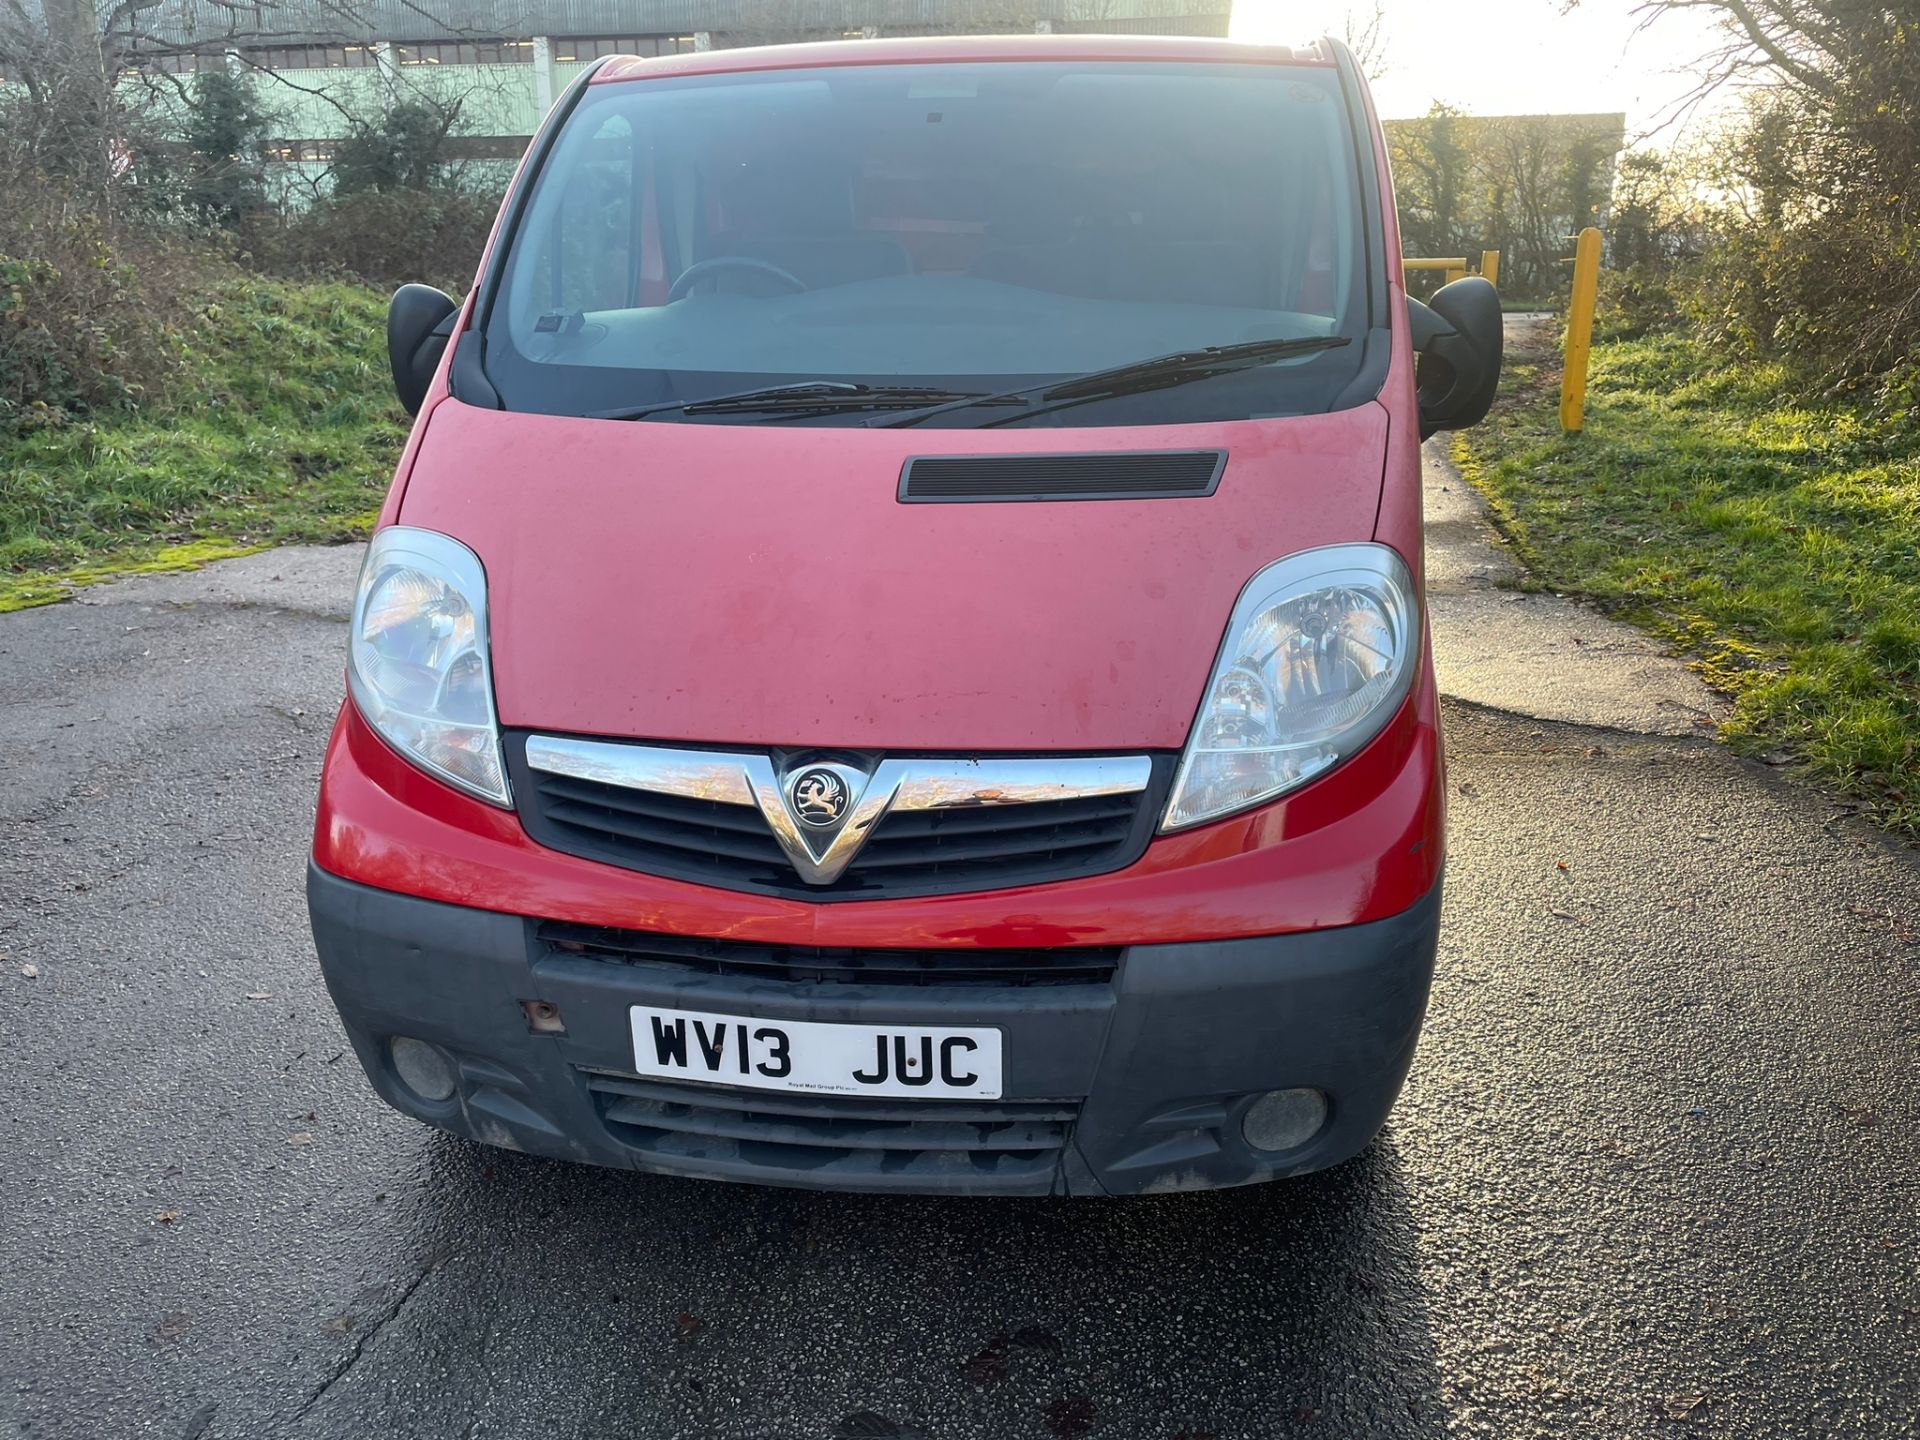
[628,1005,1003,1100]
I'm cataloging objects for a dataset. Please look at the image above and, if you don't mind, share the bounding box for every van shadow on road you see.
[290,1132,1449,1439]
[6,535,1919,1440]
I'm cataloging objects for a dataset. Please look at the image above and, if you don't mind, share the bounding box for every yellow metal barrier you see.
[1560,226,1603,434]
[1402,252,1501,288]
[1403,257,1469,286]
[1406,238,1601,433]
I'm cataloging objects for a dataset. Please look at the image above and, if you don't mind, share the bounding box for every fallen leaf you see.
[178,1400,216,1440]
[1663,1393,1707,1420]
[19,963,38,979]
[962,1334,1010,1385]
[1292,1407,1318,1424]
[674,1312,705,1338]
[1555,860,1570,872]
[1011,1325,1062,1356]
[287,1131,314,1146]
[833,1415,928,1440]
[152,1312,192,1345]
[1042,1394,1096,1438]
[1550,907,1578,921]
[153,1209,180,1224]
[323,1314,355,1334]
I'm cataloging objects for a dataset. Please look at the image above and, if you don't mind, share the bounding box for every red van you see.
[308,34,1501,1195]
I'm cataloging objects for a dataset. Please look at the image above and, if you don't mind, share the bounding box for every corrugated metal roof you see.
[133,0,1231,46]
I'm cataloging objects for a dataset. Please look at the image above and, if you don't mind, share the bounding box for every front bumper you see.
[308,863,1440,1196]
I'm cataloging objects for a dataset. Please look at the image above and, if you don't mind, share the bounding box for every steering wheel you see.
[667,257,808,301]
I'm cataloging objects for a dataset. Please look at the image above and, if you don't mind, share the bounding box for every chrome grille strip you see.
[525,737,757,807]
[522,736,1152,887]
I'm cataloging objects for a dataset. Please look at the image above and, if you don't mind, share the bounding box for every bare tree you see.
[1341,1,1387,80]
[3,0,532,203]
[1617,0,1920,376]
[1388,104,1470,259]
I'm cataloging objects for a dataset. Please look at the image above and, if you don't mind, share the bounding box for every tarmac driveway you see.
[1,445,1915,1439]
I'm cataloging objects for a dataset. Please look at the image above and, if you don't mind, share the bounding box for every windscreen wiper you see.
[874,334,1354,430]
[590,382,992,422]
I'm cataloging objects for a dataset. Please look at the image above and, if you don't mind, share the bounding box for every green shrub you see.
[1690,216,1920,399]
[332,99,463,196]
[0,194,210,429]
[1595,264,1688,342]
[240,185,501,292]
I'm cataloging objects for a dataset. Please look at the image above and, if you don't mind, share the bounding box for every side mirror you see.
[387,284,460,416]
[1408,277,1503,440]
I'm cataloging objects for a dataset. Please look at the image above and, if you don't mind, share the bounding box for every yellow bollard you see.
[1480,249,1501,289]
[1560,226,1602,434]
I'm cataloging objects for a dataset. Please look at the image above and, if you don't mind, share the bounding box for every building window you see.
[266,139,341,163]
[264,136,526,164]
[394,39,534,66]
[243,44,378,70]
[443,136,531,160]
[552,35,696,63]
[129,49,229,74]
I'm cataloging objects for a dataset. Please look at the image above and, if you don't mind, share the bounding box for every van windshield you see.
[484,60,1377,427]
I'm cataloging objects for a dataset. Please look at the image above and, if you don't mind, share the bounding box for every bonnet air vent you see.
[899,451,1226,503]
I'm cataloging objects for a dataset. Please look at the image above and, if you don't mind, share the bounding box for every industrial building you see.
[128,2,1235,175]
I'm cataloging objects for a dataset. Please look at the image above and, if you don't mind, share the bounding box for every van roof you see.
[591,34,1334,86]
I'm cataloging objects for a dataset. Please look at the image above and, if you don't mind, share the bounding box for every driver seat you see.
[704,157,911,293]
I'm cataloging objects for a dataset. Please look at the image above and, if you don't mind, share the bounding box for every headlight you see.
[1162,543,1419,831]
[348,526,510,807]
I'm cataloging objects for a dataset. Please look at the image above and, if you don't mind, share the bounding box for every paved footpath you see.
[1,431,1916,1439]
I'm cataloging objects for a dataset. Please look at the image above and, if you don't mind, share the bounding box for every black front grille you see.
[506,734,1172,900]
[538,920,1120,987]
[527,768,790,878]
[583,1071,1077,1190]
[844,790,1141,884]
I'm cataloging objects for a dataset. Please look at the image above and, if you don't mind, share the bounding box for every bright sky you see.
[1229,0,1732,134]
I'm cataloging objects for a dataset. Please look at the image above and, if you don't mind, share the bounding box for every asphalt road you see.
[4,471,1919,1438]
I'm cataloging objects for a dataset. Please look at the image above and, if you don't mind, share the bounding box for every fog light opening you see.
[1242,1087,1329,1153]
[389,1036,458,1103]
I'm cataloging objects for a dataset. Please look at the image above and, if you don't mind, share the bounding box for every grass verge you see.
[0,280,405,613]
[1455,328,1920,837]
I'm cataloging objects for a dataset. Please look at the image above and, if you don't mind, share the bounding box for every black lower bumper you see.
[307,863,1440,1196]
